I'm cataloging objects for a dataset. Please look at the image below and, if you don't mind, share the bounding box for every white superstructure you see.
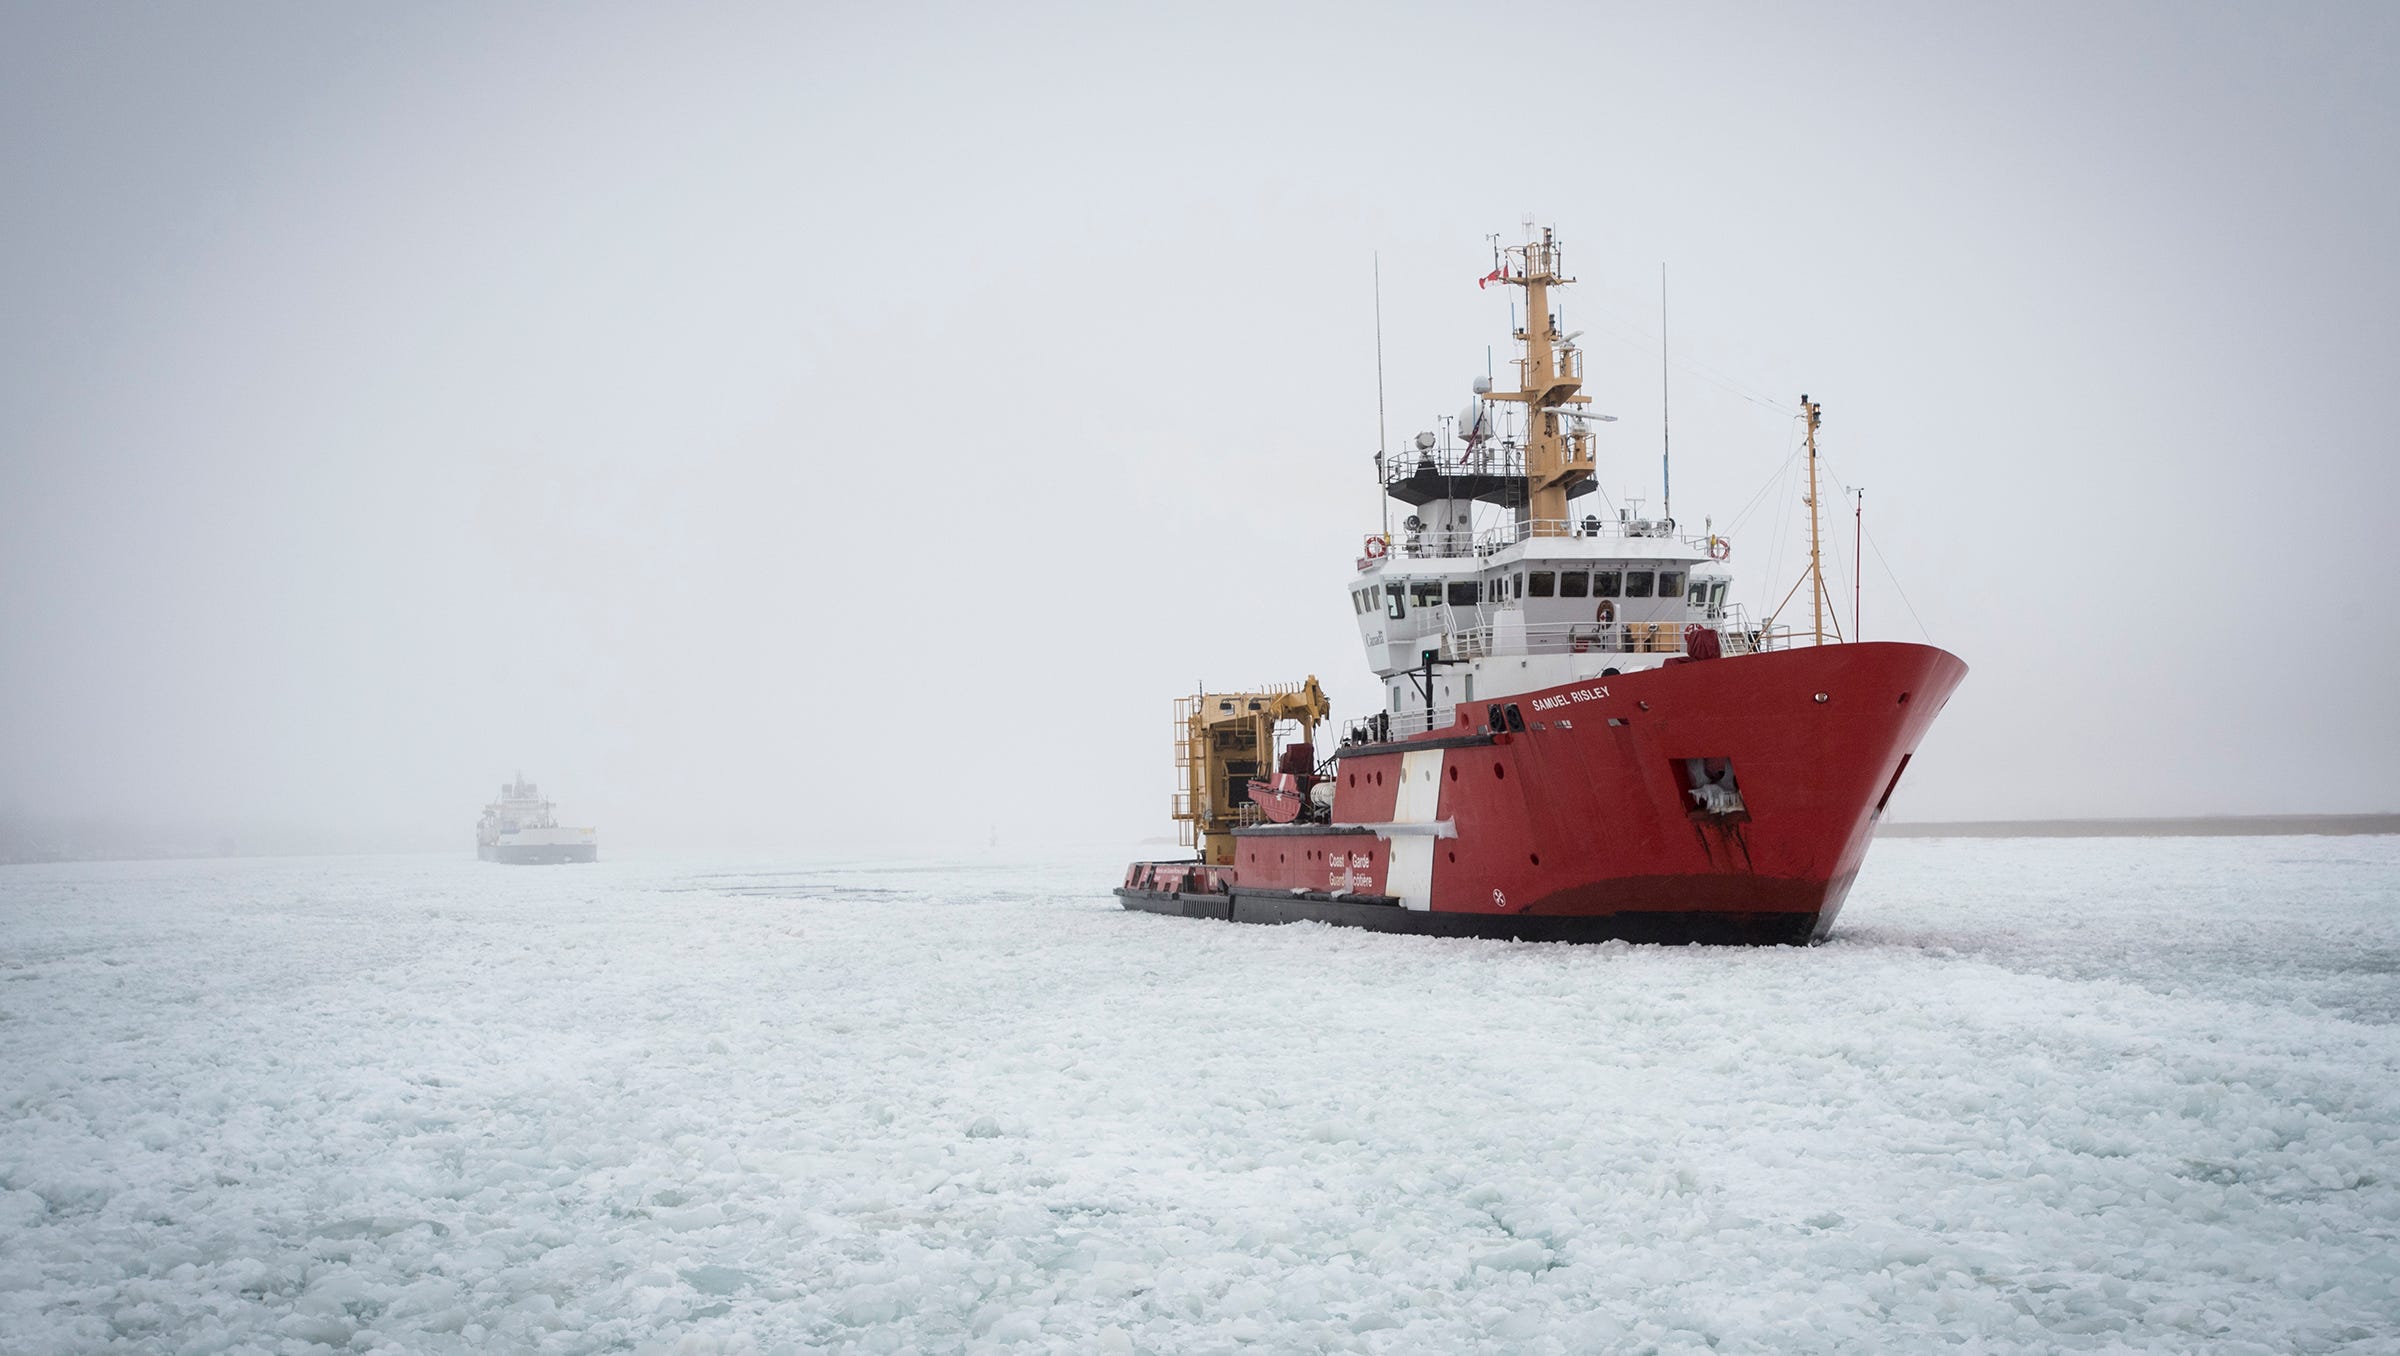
[1347,509,1745,737]
[1340,230,1815,743]
[476,775,598,864]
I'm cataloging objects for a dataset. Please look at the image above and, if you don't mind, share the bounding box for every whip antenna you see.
[1660,263,1672,522]
[1854,487,1865,640]
[1374,252,1389,539]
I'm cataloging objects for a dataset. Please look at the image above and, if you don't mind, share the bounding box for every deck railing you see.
[1364,514,1710,565]
[1415,606,1775,661]
[1439,619,1686,659]
[1342,610,1805,745]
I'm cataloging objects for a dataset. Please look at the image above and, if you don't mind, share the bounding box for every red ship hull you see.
[1120,641,1965,944]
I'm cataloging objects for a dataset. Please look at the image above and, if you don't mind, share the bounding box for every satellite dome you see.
[1471,375,1493,395]
[1458,401,1492,444]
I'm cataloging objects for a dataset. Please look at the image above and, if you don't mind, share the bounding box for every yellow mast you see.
[1484,229,1594,534]
[1764,394,1845,647]
[1804,394,1825,646]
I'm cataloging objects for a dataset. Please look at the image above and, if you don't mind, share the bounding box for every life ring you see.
[1708,536,1731,561]
[1595,599,1616,625]
[1364,534,1389,559]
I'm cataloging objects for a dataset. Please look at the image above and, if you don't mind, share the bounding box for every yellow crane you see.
[1171,676,1330,865]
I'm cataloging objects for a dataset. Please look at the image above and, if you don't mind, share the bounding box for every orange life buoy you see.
[1708,536,1731,561]
[1364,534,1388,559]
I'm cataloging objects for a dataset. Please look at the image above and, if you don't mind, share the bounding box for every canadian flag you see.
[1477,267,1507,289]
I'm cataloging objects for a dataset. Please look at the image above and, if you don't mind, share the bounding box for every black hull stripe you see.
[1115,888,1817,945]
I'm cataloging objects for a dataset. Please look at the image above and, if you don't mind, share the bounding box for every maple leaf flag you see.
[1477,267,1507,289]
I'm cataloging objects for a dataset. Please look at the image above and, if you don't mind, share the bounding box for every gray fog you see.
[4,3,2395,857]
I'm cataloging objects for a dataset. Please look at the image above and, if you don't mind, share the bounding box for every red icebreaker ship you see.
[1118,229,1965,944]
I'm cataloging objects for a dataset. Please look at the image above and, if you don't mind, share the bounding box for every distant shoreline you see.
[1879,814,2400,839]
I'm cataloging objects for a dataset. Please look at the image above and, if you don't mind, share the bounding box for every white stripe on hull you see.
[1387,748,1446,909]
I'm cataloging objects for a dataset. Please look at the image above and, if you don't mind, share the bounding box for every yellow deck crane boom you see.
[1171,676,1331,866]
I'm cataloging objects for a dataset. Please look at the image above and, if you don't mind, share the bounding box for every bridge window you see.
[1513,574,1523,599]
[1559,571,1589,599]
[1447,580,1478,606]
[1387,584,1406,619]
[1529,571,1555,598]
[1592,569,1621,597]
[1658,571,1683,598]
[1626,570,1655,598]
[1411,582,1442,607]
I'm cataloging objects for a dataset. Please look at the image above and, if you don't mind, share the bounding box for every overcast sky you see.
[3,2,2395,855]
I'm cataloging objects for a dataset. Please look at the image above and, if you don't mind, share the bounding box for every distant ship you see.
[1118,228,1965,943]
[475,775,597,864]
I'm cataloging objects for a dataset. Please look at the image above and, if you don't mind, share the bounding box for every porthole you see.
[1529,853,1541,867]
[1494,765,1507,780]
[1448,766,1458,781]
[1447,850,1457,863]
